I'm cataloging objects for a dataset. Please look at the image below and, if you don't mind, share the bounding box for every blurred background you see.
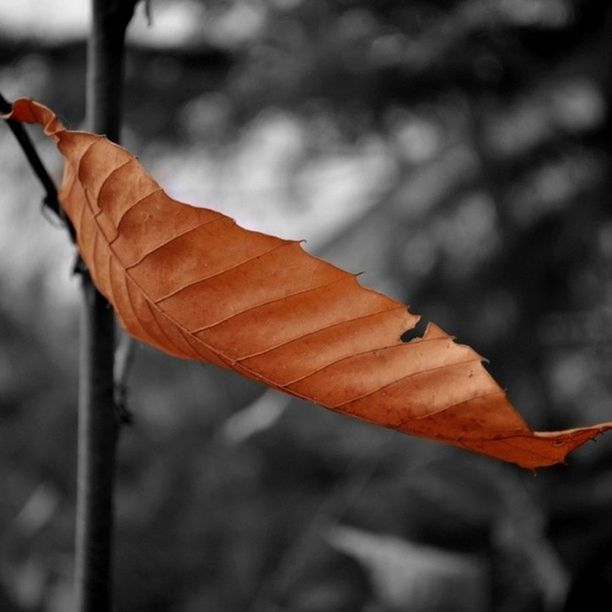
[1,0,612,610]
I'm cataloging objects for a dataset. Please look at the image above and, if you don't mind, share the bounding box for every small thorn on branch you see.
[72,255,88,277]
[113,383,134,426]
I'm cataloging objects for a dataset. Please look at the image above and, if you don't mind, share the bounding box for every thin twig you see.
[0,91,75,242]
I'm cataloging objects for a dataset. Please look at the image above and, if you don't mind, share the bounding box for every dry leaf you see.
[5,98,611,468]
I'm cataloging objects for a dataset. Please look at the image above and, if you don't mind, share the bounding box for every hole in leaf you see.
[401,317,428,343]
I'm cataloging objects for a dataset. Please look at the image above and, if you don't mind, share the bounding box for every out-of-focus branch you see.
[113,331,136,425]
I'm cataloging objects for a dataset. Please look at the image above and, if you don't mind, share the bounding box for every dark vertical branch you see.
[75,284,117,612]
[74,2,139,611]
[87,1,139,140]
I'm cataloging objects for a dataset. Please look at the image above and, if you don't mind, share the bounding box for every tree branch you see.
[74,2,140,611]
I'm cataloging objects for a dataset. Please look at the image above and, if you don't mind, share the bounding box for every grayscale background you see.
[1,1,611,610]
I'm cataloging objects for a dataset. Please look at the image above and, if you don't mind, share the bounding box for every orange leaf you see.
[6,98,611,468]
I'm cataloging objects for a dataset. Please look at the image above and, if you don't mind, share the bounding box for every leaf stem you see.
[0,91,75,242]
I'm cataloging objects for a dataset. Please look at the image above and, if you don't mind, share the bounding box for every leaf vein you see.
[235,306,408,363]
[154,240,295,304]
[282,335,448,387]
[191,275,355,334]
[109,187,164,245]
[330,357,483,409]
[125,215,228,270]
